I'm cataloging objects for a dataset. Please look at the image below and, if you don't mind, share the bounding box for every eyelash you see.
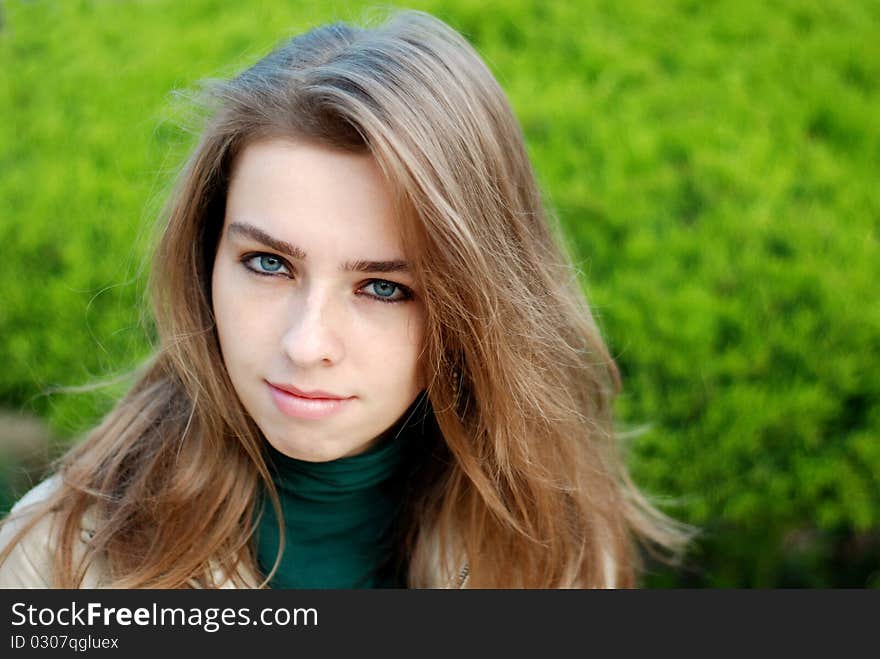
[239,252,414,305]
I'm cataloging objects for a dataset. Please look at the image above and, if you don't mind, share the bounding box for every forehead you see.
[225,138,405,256]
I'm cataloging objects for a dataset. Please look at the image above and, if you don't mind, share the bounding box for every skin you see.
[211,138,426,462]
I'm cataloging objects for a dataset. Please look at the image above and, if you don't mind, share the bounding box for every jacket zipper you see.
[454,563,470,588]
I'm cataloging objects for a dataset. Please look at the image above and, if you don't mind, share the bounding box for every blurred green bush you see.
[1,0,877,587]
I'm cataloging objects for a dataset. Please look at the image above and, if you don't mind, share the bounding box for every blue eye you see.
[371,281,397,298]
[362,280,412,304]
[243,254,291,276]
[256,255,285,273]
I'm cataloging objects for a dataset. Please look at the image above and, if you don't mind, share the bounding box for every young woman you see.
[0,9,691,588]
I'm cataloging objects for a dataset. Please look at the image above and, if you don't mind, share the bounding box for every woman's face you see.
[211,138,426,462]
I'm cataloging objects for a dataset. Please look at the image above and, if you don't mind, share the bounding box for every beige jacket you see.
[0,478,472,589]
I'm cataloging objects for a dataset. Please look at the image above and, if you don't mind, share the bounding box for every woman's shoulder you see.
[0,476,107,588]
[0,477,257,589]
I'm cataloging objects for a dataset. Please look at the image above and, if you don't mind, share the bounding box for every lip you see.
[268,382,349,400]
[266,382,354,420]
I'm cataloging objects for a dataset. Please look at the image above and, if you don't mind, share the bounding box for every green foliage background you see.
[1,0,878,587]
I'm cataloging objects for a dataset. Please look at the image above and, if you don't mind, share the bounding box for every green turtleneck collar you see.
[254,393,429,588]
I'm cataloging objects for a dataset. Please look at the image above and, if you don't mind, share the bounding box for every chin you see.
[270,438,334,462]
[264,431,359,463]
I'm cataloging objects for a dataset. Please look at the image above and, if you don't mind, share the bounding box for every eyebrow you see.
[226,221,411,274]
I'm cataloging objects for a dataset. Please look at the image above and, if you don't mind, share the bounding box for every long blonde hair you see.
[1,9,691,587]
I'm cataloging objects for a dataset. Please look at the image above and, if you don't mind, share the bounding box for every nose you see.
[280,286,345,367]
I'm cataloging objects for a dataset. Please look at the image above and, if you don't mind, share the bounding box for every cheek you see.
[364,311,425,385]
[213,267,239,343]
[213,266,273,370]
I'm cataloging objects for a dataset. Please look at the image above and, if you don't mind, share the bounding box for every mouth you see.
[267,381,351,400]
[266,381,354,420]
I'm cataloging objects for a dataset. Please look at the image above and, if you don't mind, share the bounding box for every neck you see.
[255,391,431,588]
